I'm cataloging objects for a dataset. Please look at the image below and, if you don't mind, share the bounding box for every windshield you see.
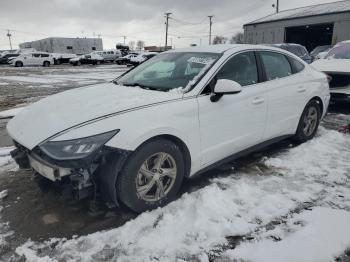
[115,52,220,92]
[325,43,350,59]
[311,45,330,55]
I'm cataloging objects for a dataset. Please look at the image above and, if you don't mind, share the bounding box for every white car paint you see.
[11,52,54,67]
[312,58,350,73]
[69,53,104,63]
[7,44,329,177]
[91,50,121,61]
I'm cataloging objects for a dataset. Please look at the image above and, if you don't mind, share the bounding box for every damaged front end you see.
[10,130,130,207]
[326,72,350,103]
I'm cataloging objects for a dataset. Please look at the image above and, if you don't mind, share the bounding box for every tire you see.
[43,61,50,67]
[294,100,321,143]
[15,61,23,67]
[77,61,82,66]
[96,61,101,65]
[117,139,185,213]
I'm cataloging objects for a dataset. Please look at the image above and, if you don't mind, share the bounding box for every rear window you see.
[325,42,350,59]
[260,51,292,80]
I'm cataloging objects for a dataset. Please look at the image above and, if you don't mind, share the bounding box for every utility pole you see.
[123,36,126,45]
[208,15,213,45]
[6,30,12,50]
[272,0,279,13]
[165,12,172,51]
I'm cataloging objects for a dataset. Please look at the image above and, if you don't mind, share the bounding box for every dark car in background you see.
[115,53,138,65]
[69,54,104,66]
[0,53,20,64]
[270,43,313,63]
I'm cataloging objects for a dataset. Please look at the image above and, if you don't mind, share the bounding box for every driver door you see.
[197,51,268,167]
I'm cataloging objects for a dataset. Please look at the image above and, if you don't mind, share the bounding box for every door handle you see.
[252,97,264,105]
[297,86,306,93]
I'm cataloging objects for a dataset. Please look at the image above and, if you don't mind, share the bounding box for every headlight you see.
[39,130,119,160]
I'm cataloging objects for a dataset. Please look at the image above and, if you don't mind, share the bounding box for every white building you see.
[19,37,103,55]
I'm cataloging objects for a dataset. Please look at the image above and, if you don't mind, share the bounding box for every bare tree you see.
[136,40,145,51]
[129,41,135,51]
[230,32,244,44]
[212,36,227,45]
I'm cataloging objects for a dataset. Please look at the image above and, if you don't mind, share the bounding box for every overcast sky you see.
[0,0,342,50]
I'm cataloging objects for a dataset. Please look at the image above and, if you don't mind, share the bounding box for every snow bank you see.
[0,76,63,84]
[0,106,26,118]
[0,146,17,172]
[227,207,350,262]
[15,128,350,261]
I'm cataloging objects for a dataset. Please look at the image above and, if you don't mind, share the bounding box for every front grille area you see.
[327,72,350,89]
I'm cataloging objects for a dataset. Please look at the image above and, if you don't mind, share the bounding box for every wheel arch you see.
[309,96,324,116]
[135,134,192,178]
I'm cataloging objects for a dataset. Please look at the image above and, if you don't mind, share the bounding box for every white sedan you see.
[7,44,330,212]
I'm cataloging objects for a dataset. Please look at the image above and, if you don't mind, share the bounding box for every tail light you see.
[326,74,332,83]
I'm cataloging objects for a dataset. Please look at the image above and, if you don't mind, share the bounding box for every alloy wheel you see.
[303,106,318,136]
[135,152,177,202]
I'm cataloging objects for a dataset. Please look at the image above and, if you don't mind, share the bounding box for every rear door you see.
[198,51,268,166]
[23,54,35,65]
[258,51,308,139]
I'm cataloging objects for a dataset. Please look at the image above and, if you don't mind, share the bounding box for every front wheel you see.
[294,100,321,143]
[117,139,185,213]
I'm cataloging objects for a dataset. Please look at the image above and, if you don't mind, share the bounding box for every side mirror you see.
[211,79,242,102]
[214,79,242,94]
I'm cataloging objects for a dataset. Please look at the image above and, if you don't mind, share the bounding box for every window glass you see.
[33,53,40,58]
[325,42,350,59]
[216,52,258,86]
[41,54,49,57]
[92,47,96,51]
[66,46,73,50]
[117,52,220,91]
[289,57,305,73]
[260,51,292,80]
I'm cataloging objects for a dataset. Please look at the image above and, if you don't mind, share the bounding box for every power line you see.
[170,16,207,26]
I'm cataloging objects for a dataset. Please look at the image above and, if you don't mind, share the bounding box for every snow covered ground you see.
[0,127,349,261]
[0,64,129,112]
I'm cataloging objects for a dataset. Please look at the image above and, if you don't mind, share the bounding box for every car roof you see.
[166,44,283,54]
[270,43,305,48]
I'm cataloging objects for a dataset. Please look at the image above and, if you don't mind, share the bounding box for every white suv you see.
[7,45,330,212]
[12,52,54,67]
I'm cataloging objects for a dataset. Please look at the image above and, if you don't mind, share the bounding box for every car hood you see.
[311,59,350,73]
[7,82,182,150]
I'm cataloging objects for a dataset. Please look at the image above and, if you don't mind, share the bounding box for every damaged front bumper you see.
[11,141,130,206]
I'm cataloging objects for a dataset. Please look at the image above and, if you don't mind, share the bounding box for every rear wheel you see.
[15,61,23,67]
[117,139,185,213]
[294,100,321,143]
[77,61,82,66]
[43,61,50,67]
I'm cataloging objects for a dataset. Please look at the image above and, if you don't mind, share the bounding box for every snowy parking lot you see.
[0,64,350,261]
